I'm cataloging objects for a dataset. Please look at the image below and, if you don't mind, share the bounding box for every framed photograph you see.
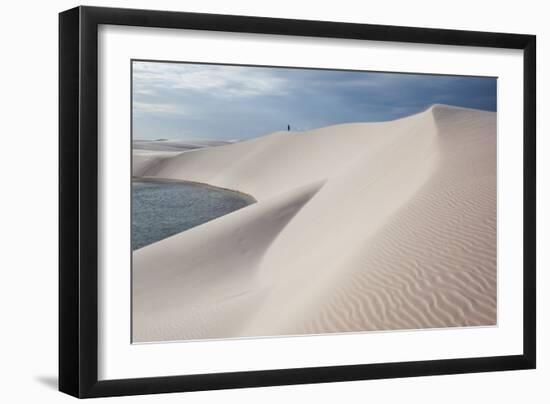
[59,6,536,398]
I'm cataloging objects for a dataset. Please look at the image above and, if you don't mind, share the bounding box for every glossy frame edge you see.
[59,5,536,398]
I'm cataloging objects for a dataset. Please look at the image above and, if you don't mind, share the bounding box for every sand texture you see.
[132,104,497,342]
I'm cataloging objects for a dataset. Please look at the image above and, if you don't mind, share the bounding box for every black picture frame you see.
[59,5,536,398]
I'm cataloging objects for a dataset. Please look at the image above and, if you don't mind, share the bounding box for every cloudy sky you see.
[132,61,496,141]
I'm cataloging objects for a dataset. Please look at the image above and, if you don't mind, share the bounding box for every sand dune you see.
[132,104,497,342]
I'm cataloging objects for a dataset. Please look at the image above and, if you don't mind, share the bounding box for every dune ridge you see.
[132,104,497,342]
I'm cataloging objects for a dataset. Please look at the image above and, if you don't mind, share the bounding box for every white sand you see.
[132,104,497,342]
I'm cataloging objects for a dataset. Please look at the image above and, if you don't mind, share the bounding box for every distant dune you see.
[133,138,233,152]
[132,104,497,342]
[132,139,233,176]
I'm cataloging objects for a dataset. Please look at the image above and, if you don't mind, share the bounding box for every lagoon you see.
[132,180,255,250]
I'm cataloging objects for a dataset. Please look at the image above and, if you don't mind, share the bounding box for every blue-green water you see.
[132,180,255,250]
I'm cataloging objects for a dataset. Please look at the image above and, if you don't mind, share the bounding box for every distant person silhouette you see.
[287,124,290,131]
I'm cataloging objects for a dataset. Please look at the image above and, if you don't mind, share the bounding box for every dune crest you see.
[133,104,497,342]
